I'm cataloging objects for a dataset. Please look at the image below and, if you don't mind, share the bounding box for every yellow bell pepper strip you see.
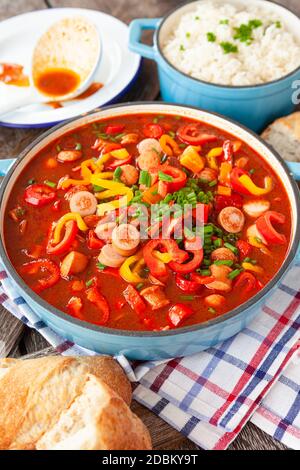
[238,174,273,196]
[119,255,144,283]
[217,185,232,196]
[241,262,264,274]
[110,148,129,160]
[159,134,181,156]
[53,213,88,244]
[180,146,205,173]
[132,256,146,275]
[90,176,132,215]
[81,159,99,180]
[96,152,111,170]
[60,178,91,190]
[219,162,232,186]
[96,172,114,179]
[206,148,223,171]
[153,250,172,263]
[97,193,133,216]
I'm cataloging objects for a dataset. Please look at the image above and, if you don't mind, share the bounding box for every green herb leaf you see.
[207,32,216,42]
[220,41,238,54]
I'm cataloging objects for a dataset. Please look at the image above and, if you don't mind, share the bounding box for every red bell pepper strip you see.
[47,220,78,255]
[143,239,188,277]
[87,230,105,250]
[105,125,125,135]
[169,249,203,274]
[158,165,187,194]
[175,274,202,294]
[230,167,252,195]
[106,155,132,170]
[67,296,83,318]
[20,258,60,293]
[214,193,243,212]
[24,184,56,207]
[234,272,257,293]
[167,303,194,327]
[190,273,215,285]
[236,239,251,258]
[143,123,163,139]
[86,285,110,325]
[177,123,217,146]
[256,211,286,245]
[223,140,233,165]
[123,285,146,316]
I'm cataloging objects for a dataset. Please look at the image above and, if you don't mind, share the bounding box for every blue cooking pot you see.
[0,103,299,360]
[129,0,300,133]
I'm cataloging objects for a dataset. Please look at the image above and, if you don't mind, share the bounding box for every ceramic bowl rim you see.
[0,101,299,338]
[156,0,300,90]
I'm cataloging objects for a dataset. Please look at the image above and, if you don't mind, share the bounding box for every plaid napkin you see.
[0,261,299,450]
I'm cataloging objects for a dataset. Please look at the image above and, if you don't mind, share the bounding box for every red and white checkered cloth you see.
[0,261,299,450]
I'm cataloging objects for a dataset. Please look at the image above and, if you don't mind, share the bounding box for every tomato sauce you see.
[4,113,291,331]
[35,68,80,97]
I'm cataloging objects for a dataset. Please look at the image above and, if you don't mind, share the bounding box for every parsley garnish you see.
[233,19,263,44]
[220,19,229,25]
[220,41,238,54]
[207,32,216,42]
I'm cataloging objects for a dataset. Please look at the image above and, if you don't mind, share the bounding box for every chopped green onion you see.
[208,307,216,314]
[93,184,105,192]
[228,269,243,280]
[44,180,56,188]
[168,131,176,138]
[179,44,185,51]
[96,262,106,271]
[139,170,151,187]
[249,168,255,174]
[113,166,122,181]
[27,179,35,185]
[213,238,223,248]
[220,19,229,25]
[179,143,187,149]
[180,295,194,301]
[161,154,168,163]
[56,145,61,152]
[275,21,281,28]
[203,259,212,266]
[75,143,82,150]
[200,269,211,276]
[186,32,191,39]
[208,179,217,187]
[244,257,252,263]
[153,117,159,124]
[214,259,234,267]
[194,16,200,20]
[136,283,144,291]
[85,279,93,287]
[224,242,238,254]
[158,171,173,182]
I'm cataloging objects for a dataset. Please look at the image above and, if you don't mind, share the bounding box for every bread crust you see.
[262,112,300,141]
[0,356,131,450]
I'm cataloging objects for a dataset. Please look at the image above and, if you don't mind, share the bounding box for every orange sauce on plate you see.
[0,63,29,86]
[35,68,80,97]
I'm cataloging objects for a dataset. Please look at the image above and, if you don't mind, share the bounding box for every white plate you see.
[0,8,141,128]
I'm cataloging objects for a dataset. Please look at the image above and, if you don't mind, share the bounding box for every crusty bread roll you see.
[262,112,300,162]
[0,356,132,450]
[36,374,152,450]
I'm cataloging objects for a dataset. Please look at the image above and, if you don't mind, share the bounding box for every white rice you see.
[162,1,300,86]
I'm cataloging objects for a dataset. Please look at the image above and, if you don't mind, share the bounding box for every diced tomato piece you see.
[47,220,78,256]
[167,303,194,327]
[177,123,217,146]
[105,125,125,135]
[24,184,56,207]
[87,230,105,250]
[20,259,60,293]
[236,239,251,258]
[123,285,146,316]
[67,296,83,317]
[169,249,203,275]
[175,274,202,294]
[86,285,110,325]
[214,193,243,212]
[256,211,286,245]
[143,123,163,139]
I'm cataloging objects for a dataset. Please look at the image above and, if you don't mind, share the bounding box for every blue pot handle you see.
[287,162,300,181]
[0,158,16,177]
[129,18,161,60]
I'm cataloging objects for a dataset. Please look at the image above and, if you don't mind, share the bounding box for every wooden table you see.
[0,0,296,451]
